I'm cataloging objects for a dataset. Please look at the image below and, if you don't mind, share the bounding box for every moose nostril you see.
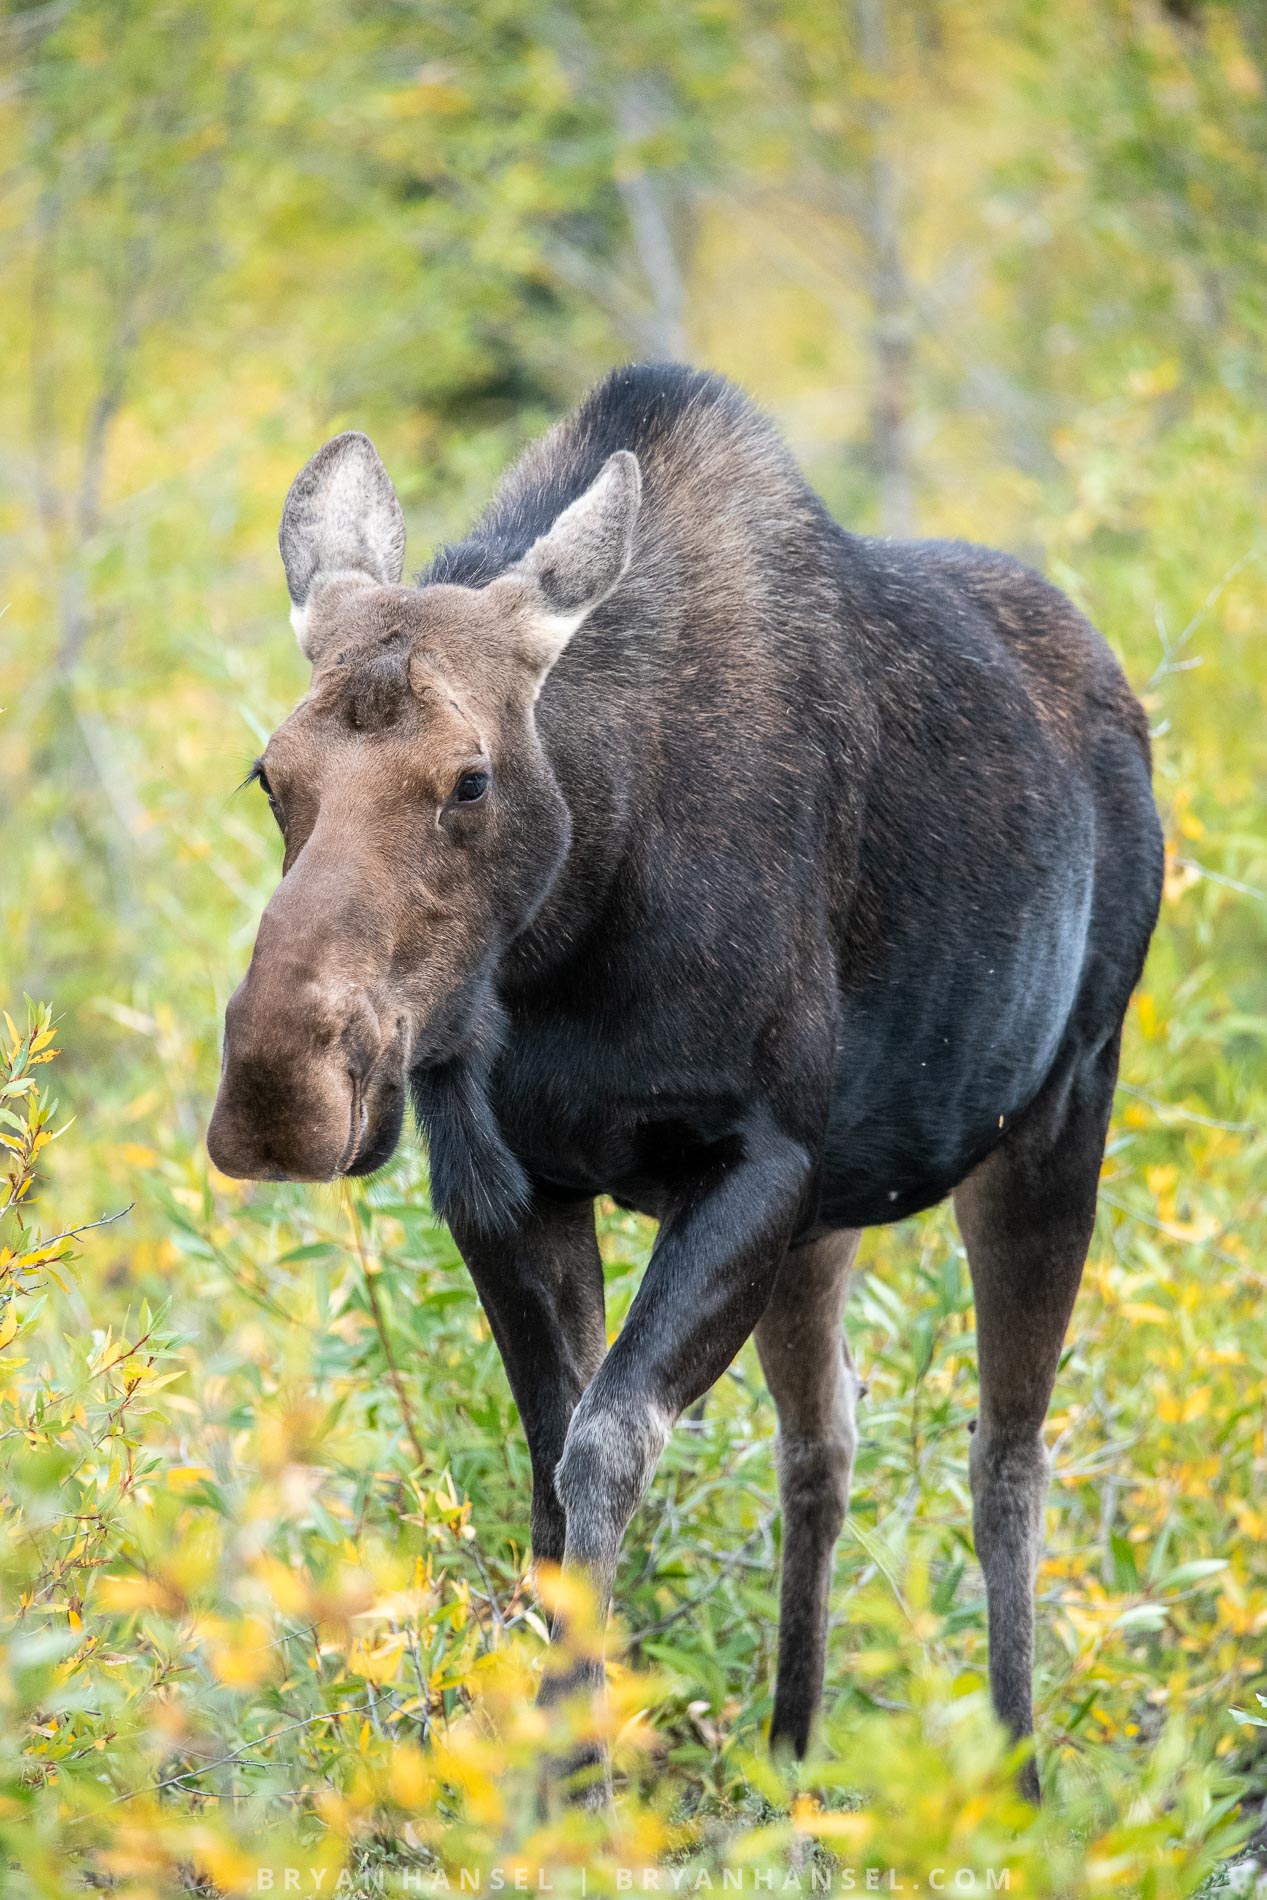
[340,1003,383,1081]
[339,1068,371,1173]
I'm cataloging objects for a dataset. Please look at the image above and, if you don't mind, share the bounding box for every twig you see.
[102,1694,385,1807]
[1147,549,1260,690]
[4,1203,132,1255]
[339,1192,510,1631]
[1098,1189,1249,1269]
[635,1516,775,1639]
[462,1532,507,1637]
[1173,856,1267,903]
[615,79,687,360]
[1115,1081,1256,1135]
[340,1184,429,1477]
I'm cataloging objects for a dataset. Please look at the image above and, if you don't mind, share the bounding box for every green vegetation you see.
[1,0,1265,1891]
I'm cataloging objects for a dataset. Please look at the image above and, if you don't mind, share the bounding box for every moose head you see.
[206,431,641,1192]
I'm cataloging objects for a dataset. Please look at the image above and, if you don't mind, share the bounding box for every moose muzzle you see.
[207,960,400,1181]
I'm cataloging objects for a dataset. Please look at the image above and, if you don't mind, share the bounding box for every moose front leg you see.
[454,1194,606,1567]
[544,1125,812,1735]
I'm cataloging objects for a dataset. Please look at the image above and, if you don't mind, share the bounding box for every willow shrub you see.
[0,1004,1255,1893]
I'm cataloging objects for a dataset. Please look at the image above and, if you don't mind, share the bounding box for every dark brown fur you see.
[208,365,1163,1800]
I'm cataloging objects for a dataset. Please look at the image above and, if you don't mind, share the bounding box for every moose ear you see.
[279,432,405,656]
[514,451,641,676]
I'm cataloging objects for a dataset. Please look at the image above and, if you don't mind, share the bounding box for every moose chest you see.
[491,822,1098,1231]
[489,985,764,1219]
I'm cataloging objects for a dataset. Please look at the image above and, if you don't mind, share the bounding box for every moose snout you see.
[207,972,392,1183]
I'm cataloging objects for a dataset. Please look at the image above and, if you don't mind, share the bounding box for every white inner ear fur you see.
[279,430,405,658]
[289,571,378,655]
[514,450,641,682]
[518,616,590,702]
[517,602,591,674]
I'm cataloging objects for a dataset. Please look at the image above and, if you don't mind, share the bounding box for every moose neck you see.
[407,599,645,1236]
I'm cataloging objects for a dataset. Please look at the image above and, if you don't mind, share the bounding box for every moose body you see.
[208,365,1163,1796]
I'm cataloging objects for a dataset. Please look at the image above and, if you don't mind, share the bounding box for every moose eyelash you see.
[240,758,272,797]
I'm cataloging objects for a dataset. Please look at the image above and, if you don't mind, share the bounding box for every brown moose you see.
[208,364,1164,1800]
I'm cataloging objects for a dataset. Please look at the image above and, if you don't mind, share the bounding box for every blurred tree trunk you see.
[855,0,915,536]
[615,79,688,362]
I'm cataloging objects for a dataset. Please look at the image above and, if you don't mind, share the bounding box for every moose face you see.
[206,433,640,1184]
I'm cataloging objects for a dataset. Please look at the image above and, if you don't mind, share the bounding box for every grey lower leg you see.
[953,1038,1119,1802]
[537,1395,672,1807]
[755,1229,862,1758]
[540,1124,813,1796]
[968,1423,1049,1787]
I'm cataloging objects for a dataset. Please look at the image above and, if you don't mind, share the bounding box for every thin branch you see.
[28,184,64,543]
[1173,856,1267,903]
[340,1184,429,1477]
[338,1190,511,1634]
[634,1516,774,1640]
[856,0,915,536]
[1146,548,1260,690]
[1115,1081,1256,1135]
[54,239,153,677]
[1097,1189,1250,1270]
[102,1695,385,1807]
[4,1203,133,1256]
[0,0,77,41]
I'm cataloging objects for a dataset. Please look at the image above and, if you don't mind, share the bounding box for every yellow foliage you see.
[2,1,1266,1891]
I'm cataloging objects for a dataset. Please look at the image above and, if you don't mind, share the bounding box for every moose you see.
[207,364,1163,1800]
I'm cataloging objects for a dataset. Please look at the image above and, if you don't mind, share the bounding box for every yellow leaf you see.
[210,1645,269,1688]
[166,1464,214,1492]
[792,1799,873,1846]
[193,1838,257,1893]
[348,1633,408,1686]
[118,1142,158,1168]
[389,1743,431,1808]
[253,1553,310,1617]
[0,1308,17,1351]
[135,1369,184,1393]
[97,1574,185,1616]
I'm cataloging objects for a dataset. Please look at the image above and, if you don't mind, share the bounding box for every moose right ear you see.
[279,432,406,657]
[511,450,642,683]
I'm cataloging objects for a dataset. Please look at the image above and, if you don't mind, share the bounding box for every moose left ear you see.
[279,432,406,657]
[514,450,641,676]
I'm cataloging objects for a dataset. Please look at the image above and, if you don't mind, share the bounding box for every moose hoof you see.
[1017,1753,1041,1806]
[537,1657,611,1810]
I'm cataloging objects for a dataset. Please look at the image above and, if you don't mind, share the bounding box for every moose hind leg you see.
[755,1228,863,1759]
[952,1034,1121,1802]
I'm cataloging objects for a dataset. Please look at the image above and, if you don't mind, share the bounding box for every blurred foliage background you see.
[2,0,1266,1892]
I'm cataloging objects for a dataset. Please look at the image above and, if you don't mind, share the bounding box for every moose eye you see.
[453,770,489,805]
[251,762,284,826]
